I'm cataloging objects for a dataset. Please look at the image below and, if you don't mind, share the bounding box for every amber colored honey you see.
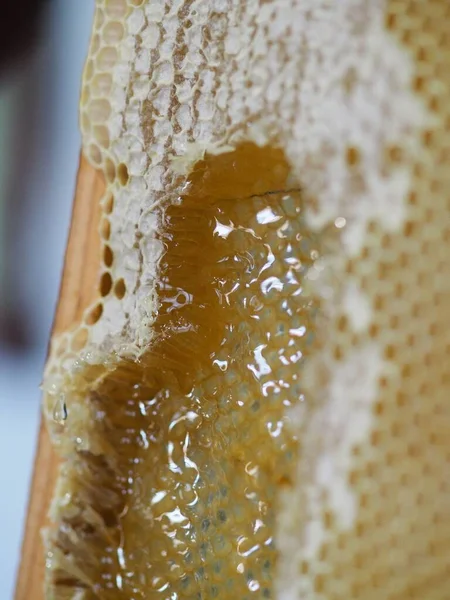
[82,144,320,599]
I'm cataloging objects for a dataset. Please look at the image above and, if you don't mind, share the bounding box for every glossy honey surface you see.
[86,144,319,599]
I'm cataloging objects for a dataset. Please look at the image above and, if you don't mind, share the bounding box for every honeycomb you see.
[42,1,450,599]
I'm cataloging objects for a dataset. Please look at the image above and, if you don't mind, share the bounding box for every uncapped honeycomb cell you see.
[100,217,111,240]
[100,272,113,297]
[93,125,110,150]
[105,0,128,19]
[103,244,114,267]
[85,302,103,326]
[104,158,116,183]
[87,143,102,166]
[114,278,126,300]
[103,192,114,214]
[96,47,118,72]
[70,328,89,353]
[91,73,113,97]
[117,163,129,186]
[42,1,450,599]
[89,99,111,123]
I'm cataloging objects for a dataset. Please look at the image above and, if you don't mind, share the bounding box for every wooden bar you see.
[15,154,105,600]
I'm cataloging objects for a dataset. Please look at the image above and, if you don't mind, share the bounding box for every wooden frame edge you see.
[15,153,105,600]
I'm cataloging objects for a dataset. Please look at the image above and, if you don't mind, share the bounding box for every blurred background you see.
[0,2,93,597]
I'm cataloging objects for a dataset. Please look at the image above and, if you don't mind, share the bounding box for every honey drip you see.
[55,145,320,599]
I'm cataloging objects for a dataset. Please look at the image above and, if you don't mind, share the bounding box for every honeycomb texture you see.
[43,1,449,599]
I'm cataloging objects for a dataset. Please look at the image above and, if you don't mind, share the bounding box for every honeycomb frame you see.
[42,1,450,599]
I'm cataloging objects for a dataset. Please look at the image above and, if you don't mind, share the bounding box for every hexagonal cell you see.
[96,46,118,71]
[87,143,102,165]
[103,244,114,267]
[113,277,126,299]
[89,98,111,123]
[117,162,129,186]
[104,157,116,183]
[100,272,113,297]
[102,192,114,214]
[104,0,128,19]
[70,327,89,352]
[85,302,104,326]
[102,20,125,44]
[91,72,113,97]
[93,125,110,149]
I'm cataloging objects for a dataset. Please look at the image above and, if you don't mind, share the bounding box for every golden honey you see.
[51,144,319,599]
